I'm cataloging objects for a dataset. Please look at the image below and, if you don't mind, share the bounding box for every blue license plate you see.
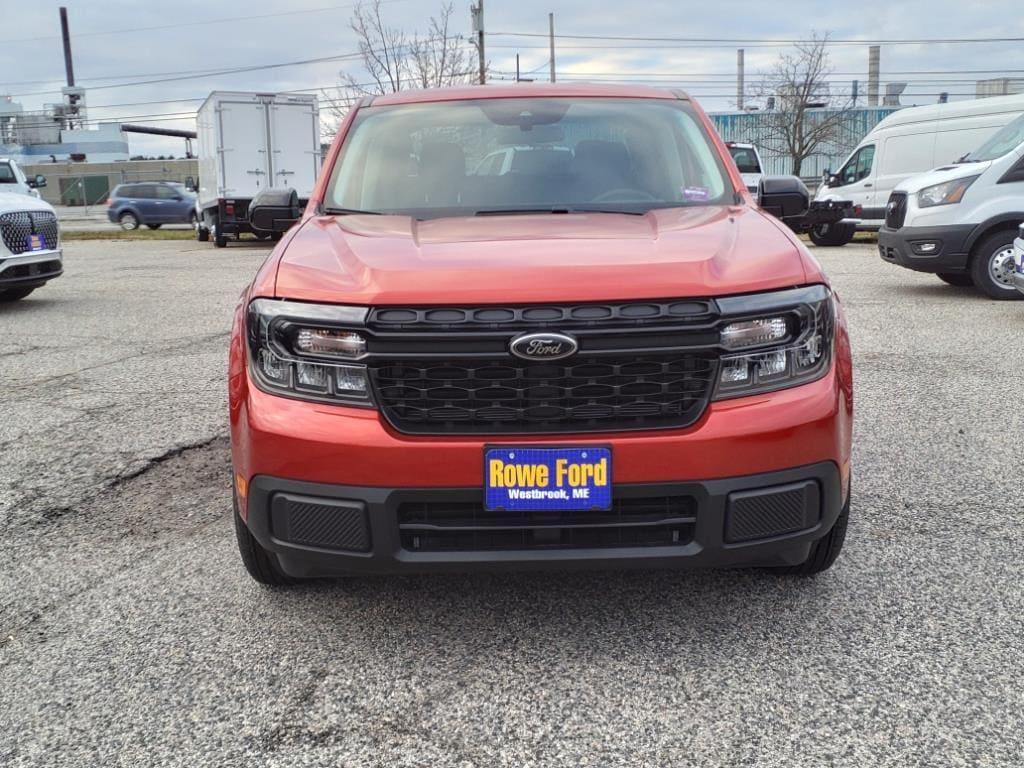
[25,233,47,252]
[484,446,612,512]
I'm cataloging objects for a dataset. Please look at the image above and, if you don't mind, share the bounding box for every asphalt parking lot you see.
[2,238,1022,767]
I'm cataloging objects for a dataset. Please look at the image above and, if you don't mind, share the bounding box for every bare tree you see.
[321,0,475,136]
[755,34,852,176]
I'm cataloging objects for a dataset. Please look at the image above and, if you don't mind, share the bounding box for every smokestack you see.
[60,7,75,87]
[867,45,880,107]
[737,49,745,110]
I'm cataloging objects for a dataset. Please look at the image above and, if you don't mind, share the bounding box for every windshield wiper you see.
[322,206,384,216]
[474,207,645,216]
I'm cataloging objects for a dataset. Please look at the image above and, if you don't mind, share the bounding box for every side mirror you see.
[29,174,47,189]
[184,176,196,192]
[249,187,300,235]
[758,176,809,220]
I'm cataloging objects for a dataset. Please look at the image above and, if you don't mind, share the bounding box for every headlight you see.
[713,286,834,400]
[246,298,374,406]
[917,176,979,208]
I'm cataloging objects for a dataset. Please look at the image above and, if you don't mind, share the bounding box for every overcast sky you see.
[2,0,1023,156]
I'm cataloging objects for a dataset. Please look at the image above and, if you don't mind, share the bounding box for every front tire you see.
[0,287,35,302]
[809,222,855,247]
[772,494,849,575]
[970,231,1023,300]
[146,223,162,230]
[233,497,297,586]
[937,272,973,287]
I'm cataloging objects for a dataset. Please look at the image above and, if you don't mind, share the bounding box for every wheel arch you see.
[965,214,1024,255]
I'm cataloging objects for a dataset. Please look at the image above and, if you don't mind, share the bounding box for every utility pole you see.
[548,13,556,83]
[736,49,744,110]
[471,0,485,85]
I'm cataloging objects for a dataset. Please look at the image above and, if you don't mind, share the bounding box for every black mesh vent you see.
[398,495,697,552]
[271,494,370,552]
[885,192,907,230]
[368,299,715,331]
[725,481,820,543]
[0,259,61,281]
[370,353,717,434]
[0,211,59,255]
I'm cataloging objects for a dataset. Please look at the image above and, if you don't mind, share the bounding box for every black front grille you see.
[370,353,717,434]
[0,211,59,255]
[365,299,721,435]
[885,192,907,230]
[398,495,697,552]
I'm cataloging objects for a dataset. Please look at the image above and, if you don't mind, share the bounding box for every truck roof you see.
[369,83,689,107]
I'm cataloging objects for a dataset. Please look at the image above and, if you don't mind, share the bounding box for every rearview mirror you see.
[758,176,809,220]
[249,187,301,234]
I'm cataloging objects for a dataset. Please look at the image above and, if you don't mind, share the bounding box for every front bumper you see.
[243,462,844,576]
[0,248,63,288]
[232,361,852,574]
[878,224,973,273]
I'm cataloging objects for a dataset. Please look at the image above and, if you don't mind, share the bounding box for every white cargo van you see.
[878,112,1024,299]
[815,93,1024,245]
[194,91,320,247]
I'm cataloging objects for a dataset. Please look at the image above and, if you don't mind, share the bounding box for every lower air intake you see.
[724,481,820,543]
[270,493,371,552]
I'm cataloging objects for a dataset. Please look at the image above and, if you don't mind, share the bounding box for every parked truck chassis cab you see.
[228,84,854,584]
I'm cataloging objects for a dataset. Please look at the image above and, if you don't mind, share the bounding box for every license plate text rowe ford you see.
[484,446,612,512]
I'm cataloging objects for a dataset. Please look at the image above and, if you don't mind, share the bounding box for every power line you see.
[0,1,409,44]
[7,52,371,98]
[490,30,1024,46]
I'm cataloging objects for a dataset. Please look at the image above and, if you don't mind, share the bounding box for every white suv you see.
[0,191,63,302]
[0,158,47,198]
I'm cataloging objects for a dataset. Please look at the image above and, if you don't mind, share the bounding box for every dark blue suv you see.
[106,182,196,230]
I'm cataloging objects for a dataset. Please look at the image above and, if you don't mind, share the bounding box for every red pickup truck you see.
[228,84,853,584]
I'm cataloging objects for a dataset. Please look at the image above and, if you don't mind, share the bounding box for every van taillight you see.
[225,203,235,217]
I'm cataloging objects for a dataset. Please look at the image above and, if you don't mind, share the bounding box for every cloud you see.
[2,0,1023,155]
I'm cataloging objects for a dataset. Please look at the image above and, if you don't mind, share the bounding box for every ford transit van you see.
[878,112,1024,299]
[815,93,1024,245]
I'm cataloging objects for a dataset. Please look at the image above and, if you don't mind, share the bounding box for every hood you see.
[894,161,992,194]
[272,205,810,305]
[0,190,57,214]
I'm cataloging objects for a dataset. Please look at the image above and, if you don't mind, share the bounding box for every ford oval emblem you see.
[509,331,579,361]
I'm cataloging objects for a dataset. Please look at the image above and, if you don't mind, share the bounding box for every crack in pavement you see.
[11,433,227,531]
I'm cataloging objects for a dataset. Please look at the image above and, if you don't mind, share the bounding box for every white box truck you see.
[194,91,320,247]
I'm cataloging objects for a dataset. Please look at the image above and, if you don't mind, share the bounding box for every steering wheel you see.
[591,188,659,203]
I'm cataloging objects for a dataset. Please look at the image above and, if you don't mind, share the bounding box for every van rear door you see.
[268,100,319,197]
[218,99,270,198]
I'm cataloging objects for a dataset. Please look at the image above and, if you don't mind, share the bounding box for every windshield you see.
[966,113,1024,162]
[728,146,761,174]
[0,162,17,183]
[326,97,732,218]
